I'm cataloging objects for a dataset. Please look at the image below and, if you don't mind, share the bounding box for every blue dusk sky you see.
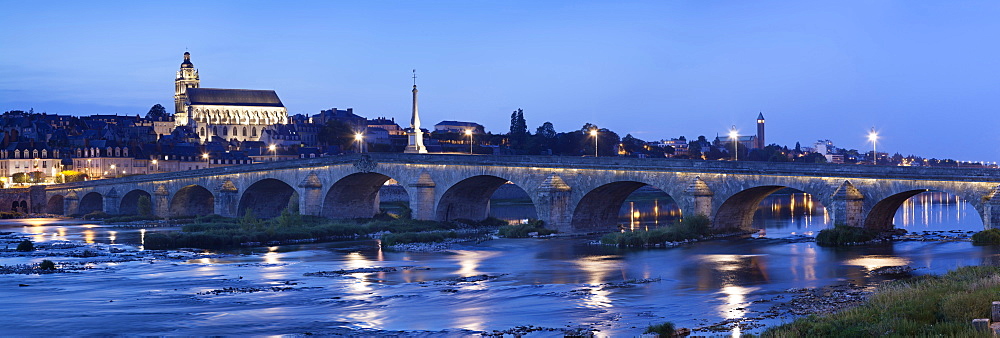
[2,1,999,161]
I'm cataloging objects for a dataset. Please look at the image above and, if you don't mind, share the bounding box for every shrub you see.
[15,239,34,252]
[38,259,56,270]
[381,231,457,246]
[815,225,880,246]
[644,321,675,336]
[136,195,153,216]
[600,215,711,247]
[0,211,23,219]
[104,214,161,223]
[498,222,556,238]
[973,228,1000,245]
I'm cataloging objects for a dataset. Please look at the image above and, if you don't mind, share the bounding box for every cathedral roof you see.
[186,88,284,108]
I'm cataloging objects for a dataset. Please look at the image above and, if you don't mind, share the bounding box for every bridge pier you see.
[829,181,864,227]
[985,189,1000,229]
[64,191,79,216]
[535,174,573,232]
[104,188,121,215]
[154,185,170,217]
[683,177,713,219]
[299,173,324,216]
[215,181,239,218]
[408,173,436,221]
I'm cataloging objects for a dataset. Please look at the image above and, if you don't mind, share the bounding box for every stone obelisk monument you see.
[405,69,428,154]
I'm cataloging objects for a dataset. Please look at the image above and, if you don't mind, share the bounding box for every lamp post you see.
[202,153,210,169]
[729,126,739,161]
[590,129,599,157]
[354,132,364,153]
[868,127,878,165]
[151,159,158,173]
[268,144,276,162]
[110,164,116,178]
[464,129,473,155]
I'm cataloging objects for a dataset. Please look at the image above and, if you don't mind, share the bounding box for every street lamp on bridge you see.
[729,126,739,161]
[354,132,365,153]
[868,127,879,165]
[202,153,210,168]
[268,144,277,162]
[589,129,599,157]
[464,129,473,155]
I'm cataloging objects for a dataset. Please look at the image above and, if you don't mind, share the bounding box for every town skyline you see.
[3,1,1000,162]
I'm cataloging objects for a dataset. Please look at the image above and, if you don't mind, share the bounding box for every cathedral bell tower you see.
[174,52,200,125]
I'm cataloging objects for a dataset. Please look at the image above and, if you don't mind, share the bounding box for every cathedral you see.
[173,52,288,143]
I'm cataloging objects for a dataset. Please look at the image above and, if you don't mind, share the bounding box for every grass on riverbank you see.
[815,225,881,246]
[381,231,458,246]
[973,229,1000,245]
[600,215,710,247]
[761,265,1000,337]
[142,209,508,249]
[498,221,556,238]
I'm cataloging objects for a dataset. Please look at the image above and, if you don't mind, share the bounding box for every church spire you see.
[174,51,200,119]
[404,69,427,153]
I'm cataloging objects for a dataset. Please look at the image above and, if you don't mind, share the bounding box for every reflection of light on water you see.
[21,218,52,227]
[342,251,382,328]
[263,246,281,264]
[108,231,117,244]
[573,255,620,309]
[83,230,94,244]
[719,285,757,337]
[844,256,910,271]
[139,229,146,251]
[895,192,976,230]
[453,250,500,277]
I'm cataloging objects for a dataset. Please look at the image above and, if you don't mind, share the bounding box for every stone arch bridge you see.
[33,154,1000,233]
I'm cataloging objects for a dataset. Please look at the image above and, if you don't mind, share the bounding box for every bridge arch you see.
[570,181,679,232]
[119,189,152,216]
[864,189,985,230]
[79,192,103,215]
[436,175,537,222]
[45,195,64,215]
[323,172,407,219]
[170,185,214,217]
[237,178,297,219]
[714,185,828,230]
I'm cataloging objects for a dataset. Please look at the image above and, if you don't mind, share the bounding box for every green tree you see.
[59,170,87,183]
[318,120,354,150]
[11,173,28,184]
[136,195,152,216]
[535,122,556,139]
[240,209,262,229]
[508,108,529,152]
[145,104,169,120]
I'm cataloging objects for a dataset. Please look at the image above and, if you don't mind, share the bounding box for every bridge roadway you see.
[33,153,1000,233]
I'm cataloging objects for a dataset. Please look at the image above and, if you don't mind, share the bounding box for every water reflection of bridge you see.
[25,154,1000,233]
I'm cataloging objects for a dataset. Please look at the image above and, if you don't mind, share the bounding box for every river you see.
[0,191,994,336]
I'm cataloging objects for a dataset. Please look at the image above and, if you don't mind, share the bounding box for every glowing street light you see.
[868,127,878,165]
[729,126,739,161]
[202,153,210,168]
[464,129,473,155]
[268,144,277,162]
[354,132,365,153]
[590,129,599,157]
[151,159,158,173]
